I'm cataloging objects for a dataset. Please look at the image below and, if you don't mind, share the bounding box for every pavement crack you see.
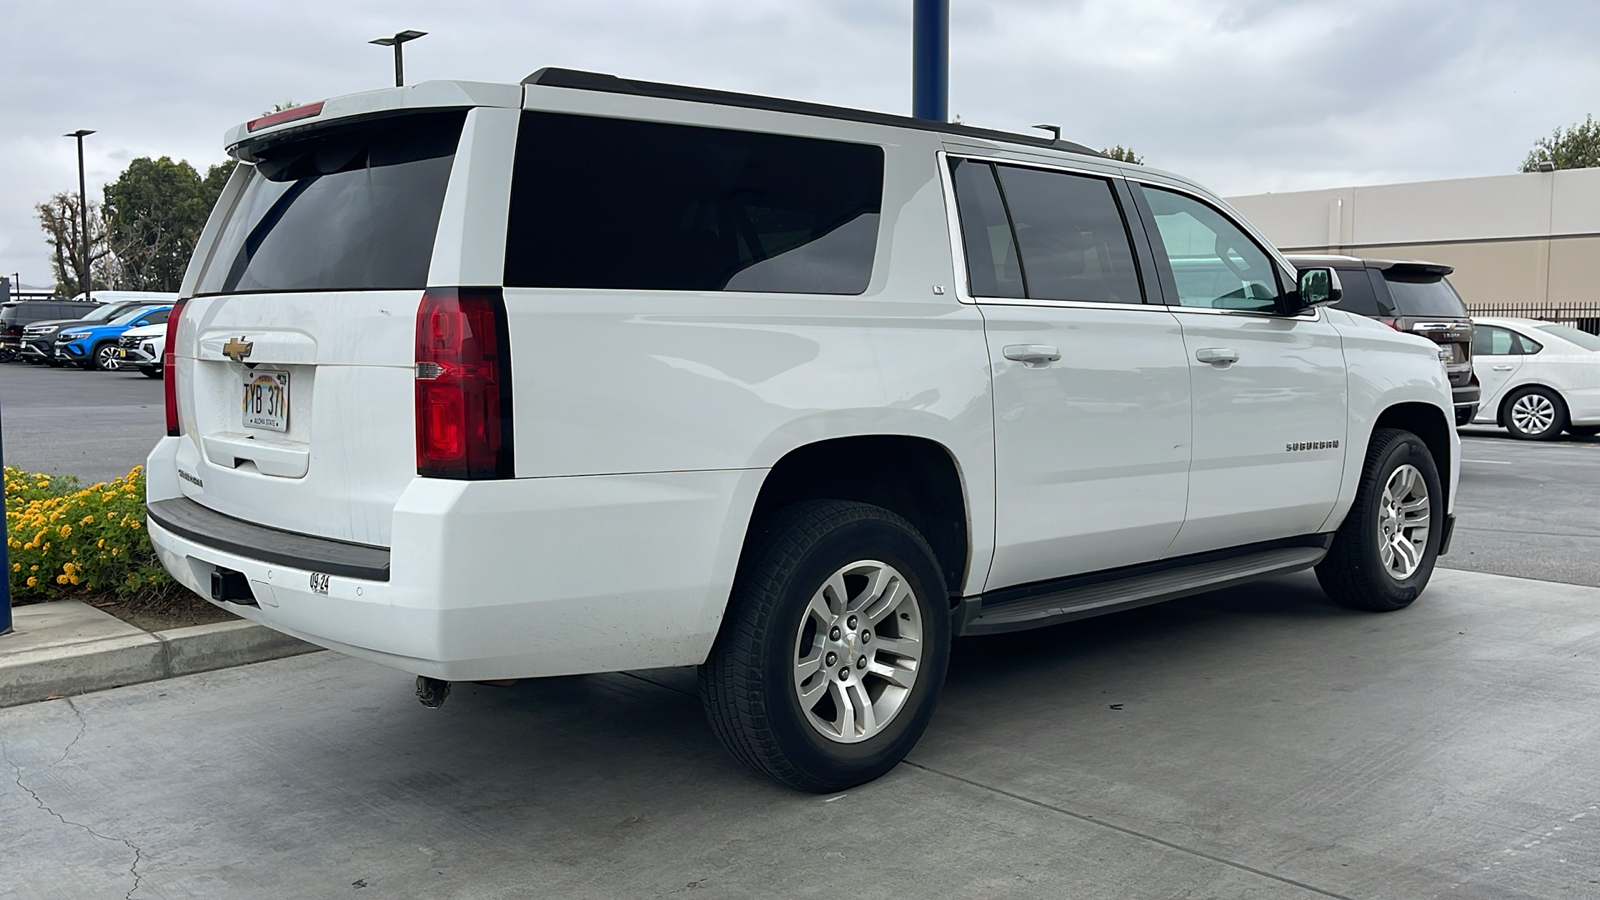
[901,760,1356,900]
[2,712,145,899]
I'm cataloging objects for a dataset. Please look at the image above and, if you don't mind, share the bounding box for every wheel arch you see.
[1372,402,1452,498]
[741,435,971,602]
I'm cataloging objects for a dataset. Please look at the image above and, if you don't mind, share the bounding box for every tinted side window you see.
[1330,267,1382,316]
[948,160,1024,298]
[993,165,1143,304]
[504,113,883,295]
[143,309,171,326]
[1138,186,1280,312]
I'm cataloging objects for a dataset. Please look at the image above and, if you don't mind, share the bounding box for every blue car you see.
[55,303,173,371]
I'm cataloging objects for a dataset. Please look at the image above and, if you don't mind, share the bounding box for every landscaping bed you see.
[6,465,236,632]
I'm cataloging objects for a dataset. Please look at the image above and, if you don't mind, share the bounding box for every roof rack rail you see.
[523,67,1103,158]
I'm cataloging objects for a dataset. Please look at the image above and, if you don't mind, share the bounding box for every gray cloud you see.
[1,0,1596,287]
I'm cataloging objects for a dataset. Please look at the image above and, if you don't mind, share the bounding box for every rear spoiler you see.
[223,80,521,161]
[1381,262,1454,282]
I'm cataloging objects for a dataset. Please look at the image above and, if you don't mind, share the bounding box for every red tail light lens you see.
[164,298,187,436]
[415,288,514,479]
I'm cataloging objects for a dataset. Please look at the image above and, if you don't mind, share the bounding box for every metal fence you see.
[1466,304,1600,334]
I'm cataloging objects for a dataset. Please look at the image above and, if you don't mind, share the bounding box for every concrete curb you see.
[0,617,320,708]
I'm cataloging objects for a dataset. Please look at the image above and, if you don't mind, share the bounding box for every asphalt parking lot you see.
[3,363,1599,899]
[0,360,164,484]
[4,568,1598,899]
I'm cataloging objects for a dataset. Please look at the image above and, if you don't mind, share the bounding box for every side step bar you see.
[958,544,1329,636]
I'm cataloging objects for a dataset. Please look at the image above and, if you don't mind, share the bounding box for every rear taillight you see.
[164,298,187,436]
[415,288,514,479]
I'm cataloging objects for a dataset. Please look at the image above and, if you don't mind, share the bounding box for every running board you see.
[959,545,1328,636]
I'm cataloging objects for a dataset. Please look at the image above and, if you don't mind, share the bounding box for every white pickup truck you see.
[147,70,1458,791]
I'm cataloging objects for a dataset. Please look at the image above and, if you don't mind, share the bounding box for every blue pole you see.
[913,0,949,122]
[1,401,10,636]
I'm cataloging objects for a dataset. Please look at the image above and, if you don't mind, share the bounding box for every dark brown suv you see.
[1288,255,1479,426]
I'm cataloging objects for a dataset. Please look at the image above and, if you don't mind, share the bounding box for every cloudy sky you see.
[3,0,1596,288]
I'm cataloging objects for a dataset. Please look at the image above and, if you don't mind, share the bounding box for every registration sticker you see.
[243,371,290,432]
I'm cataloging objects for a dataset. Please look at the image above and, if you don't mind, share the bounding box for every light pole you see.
[64,129,95,302]
[370,30,427,87]
[912,0,948,122]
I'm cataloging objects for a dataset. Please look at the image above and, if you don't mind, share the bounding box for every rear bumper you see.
[145,436,762,681]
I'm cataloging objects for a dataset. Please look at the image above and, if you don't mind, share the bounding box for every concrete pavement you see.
[3,567,1596,899]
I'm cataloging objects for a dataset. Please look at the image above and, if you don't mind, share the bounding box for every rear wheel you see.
[700,500,950,792]
[1503,386,1566,440]
[1316,428,1443,612]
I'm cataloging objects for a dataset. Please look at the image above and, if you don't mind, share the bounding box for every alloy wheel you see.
[792,560,923,744]
[1510,393,1556,436]
[1377,463,1430,580]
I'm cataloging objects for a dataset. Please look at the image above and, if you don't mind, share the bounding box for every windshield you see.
[1535,323,1600,351]
[0,306,21,323]
[80,305,125,323]
[1383,274,1468,317]
[195,111,465,295]
[110,306,161,326]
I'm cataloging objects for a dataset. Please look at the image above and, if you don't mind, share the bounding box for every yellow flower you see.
[130,521,141,530]
[10,563,18,572]
[29,565,37,572]
[97,539,104,549]
[58,524,71,537]
[68,576,79,585]
[26,577,37,587]
[56,575,69,585]
[81,515,94,525]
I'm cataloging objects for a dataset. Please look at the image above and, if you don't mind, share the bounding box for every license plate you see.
[117,348,130,358]
[243,371,290,432]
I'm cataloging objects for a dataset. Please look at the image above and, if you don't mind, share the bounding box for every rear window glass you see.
[1382,272,1467,317]
[504,112,884,294]
[195,112,466,296]
[1535,323,1600,351]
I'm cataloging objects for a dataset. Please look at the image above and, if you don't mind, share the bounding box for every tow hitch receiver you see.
[415,676,451,709]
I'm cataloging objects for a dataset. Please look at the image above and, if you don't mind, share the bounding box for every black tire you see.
[700,500,951,792]
[90,342,119,371]
[141,366,163,379]
[0,347,15,363]
[1566,425,1600,438]
[1316,428,1443,612]
[24,356,42,365]
[1502,386,1567,441]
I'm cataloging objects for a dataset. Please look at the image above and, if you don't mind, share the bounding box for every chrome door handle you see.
[1195,348,1240,365]
[1492,365,1514,371]
[1003,344,1061,367]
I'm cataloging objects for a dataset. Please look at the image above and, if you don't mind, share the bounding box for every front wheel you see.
[141,366,163,379]
[92,343,120,371]
[1316,428,1443,612]
[1566,425,1600,438]
[700,500,951,792]
[1504,386,1566,440]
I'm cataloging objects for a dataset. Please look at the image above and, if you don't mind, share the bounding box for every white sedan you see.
[1471,316,1600,439]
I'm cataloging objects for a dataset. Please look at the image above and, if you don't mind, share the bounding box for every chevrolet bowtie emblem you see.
[223,337,254,363]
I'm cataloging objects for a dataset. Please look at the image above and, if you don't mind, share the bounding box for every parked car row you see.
[0,291,175,377]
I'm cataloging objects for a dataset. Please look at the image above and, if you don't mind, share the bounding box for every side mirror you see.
[134,320,149,327]
[1294,267,1343,311]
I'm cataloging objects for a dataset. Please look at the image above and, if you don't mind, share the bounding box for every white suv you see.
[148,70,1459,791]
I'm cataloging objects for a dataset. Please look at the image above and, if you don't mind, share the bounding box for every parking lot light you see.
[370,30,427,87]
[63,129,95,304]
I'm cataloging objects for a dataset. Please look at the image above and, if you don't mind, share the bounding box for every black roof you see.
[523,68,1103,158]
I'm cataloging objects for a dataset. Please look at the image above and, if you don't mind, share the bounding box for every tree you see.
[35,192,115,297]
[1521,114,1600,172]
[102,156,239,292]
[1102,145,1144,165]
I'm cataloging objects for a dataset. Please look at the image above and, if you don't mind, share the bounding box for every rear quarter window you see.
[1329,267,1385,316]
[195,111,466,295]
[503,112,884,295]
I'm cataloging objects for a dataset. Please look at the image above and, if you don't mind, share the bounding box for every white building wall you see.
[1226,168,1600,309]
